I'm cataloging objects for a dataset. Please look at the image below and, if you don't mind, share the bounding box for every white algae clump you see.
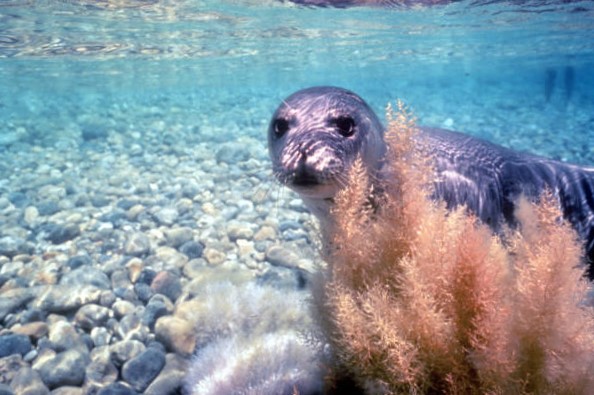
[183,281,324,395]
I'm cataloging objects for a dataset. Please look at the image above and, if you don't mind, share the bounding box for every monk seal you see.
[268,86,594,276]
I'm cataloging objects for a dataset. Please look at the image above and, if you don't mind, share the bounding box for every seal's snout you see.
[279,137,341,188]
[286,142,319,187]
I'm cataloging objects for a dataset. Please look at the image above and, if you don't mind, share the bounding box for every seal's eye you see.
[333,116,355,137]
[273,118,290,137]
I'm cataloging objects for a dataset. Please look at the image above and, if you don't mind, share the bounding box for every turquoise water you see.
[1,1,594,394]
[2,1,593,160]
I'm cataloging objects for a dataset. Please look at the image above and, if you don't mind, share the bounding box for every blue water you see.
[0,1,593,393]
[1,1,593,163]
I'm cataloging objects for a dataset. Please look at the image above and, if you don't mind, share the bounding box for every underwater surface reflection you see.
[0,0,593,394]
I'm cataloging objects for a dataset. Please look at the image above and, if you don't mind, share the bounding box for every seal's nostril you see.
[298,147,308,161]
[293,165,319,187]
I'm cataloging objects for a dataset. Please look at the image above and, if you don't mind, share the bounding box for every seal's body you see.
[419,127,594,235]
[268,86,594,274]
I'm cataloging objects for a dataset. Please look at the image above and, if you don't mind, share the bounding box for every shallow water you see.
[2,1,593,159]
[0,1,594,147]
[0,1,594,394]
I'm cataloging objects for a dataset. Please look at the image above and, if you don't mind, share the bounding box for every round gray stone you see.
[124,233,151,257]
[61,266,111,290]
[121,347,166,392]
[45,223,80,245]
[90,327,112,347]
[227,222,254,241]
[8,366,49,395]
[179,241,204,259]
[47,387,82,395]
[0,334,32,358]
[96,382,139,395]
[164,227,193,248]
[109,340,146,367]
[33,285,102,314]
[84,353,118,390]
[116,312,149,343]
[74,304,112,330]
[48,321,87,353]
[0,236,21,258]
[153,207,178,226]
[265,245,301,269]
[0,288,37,322]
[112,300,136,319]
[143,353,187,395]
[34,349,89,389]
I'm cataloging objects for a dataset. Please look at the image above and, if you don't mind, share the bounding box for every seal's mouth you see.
[285,175,339,199]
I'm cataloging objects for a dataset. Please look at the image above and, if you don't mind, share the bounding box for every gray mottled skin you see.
[268,86,594,276]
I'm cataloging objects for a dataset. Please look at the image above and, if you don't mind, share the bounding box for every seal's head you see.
[268,86,386,207]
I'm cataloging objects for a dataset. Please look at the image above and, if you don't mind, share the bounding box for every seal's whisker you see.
[272,169,290,186]
[365,170,384,186]
[242,167,273,179]
[252,183,273,203]
[334,172,350,189]
[272,184,290,218]
[281,99,295,111]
